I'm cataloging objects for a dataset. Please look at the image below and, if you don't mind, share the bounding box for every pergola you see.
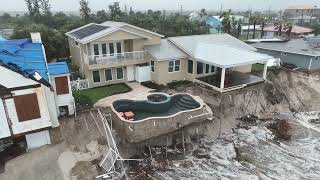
[193,42,275,92]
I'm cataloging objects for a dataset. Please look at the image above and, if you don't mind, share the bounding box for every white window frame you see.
[92,70,101,83]
[168,60,180,73]
[105,68,113,82]
[116,67,124,80]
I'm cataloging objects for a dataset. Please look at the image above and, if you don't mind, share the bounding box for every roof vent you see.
[30,32,42,43]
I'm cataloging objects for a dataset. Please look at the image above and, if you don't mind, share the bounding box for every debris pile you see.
[267,119,291,141]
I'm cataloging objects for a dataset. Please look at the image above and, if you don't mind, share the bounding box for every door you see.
[127,65,135,81]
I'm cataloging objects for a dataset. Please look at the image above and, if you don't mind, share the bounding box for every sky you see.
[0,0,320,12]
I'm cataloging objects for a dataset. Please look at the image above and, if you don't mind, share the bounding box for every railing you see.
[87,51,147,65]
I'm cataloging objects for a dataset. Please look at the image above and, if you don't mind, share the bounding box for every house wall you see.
[0,100,11,138]
[121,25,162,45]
[233,64,252,73]
[50,74,75,116]
[257,48,313,70]
[68,37,87,76]
[5,86,52,135]
[310,56,320,70]
[151,58,190,85]
[88,66,128,88]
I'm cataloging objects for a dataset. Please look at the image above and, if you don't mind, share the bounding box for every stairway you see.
[175,95,199,110]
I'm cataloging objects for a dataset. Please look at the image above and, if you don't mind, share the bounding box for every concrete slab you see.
[94,82,153,107]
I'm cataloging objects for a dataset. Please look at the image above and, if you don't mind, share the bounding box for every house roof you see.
[287,5,317,10]
[291,15,316,20]
[66,21,164,44]
[168,34,257,57]
[48,61,70,76]
[261,25,314,34]
[0,65,39,89]
[144,39,188,60]
[193,42,273,68]
[0,38,49,81]
[252,38,320,56]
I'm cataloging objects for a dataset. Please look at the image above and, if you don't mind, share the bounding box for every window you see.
[205,64,210,74]
[102,43,107,55]
[109,43,114,56]
[14,93,41,122]
[55,76,69,95]
[211,65,215,73]
[116,68,124,79]
[197,62,204,74]
[92,70,101,83]
[93,44,99,56]
[116,42,122,54]
[281,52,287,56]
[75,41,79,46]
[105,69,113,81]
[151,60,155,72]
[188,60,193,74]
[168,60,180,72]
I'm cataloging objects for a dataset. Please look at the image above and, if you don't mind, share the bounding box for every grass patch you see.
[73,83,131,105]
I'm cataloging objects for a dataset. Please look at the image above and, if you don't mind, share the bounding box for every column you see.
[263,62,268,80]
[220,67,226,91]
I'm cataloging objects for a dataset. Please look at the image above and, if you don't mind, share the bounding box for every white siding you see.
[0,101,11,138]
[50,74,75,116]
[6,86,52,135]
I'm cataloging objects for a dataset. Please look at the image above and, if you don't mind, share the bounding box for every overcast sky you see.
[1,0,320,12]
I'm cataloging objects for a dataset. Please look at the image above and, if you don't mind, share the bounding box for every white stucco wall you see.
[25,130,51,149]
[5,86,52,135]
[50,74,75,116]
[0,101,11,138]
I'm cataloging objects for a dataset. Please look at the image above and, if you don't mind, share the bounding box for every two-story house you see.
[67,21,275,93]
[66,21,163,88]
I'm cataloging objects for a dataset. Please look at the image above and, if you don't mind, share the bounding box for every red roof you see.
[261,25,314,34]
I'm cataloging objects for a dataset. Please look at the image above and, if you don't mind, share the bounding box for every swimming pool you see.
[112,93,201,121]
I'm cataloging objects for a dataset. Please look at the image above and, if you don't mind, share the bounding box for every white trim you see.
[168,59,181,73]
[308,57,313,70]
[116,67,124,80]
[104,68,113,82]
[220,68,226,90]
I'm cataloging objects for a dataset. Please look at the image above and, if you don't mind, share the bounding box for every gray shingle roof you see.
[252,38,320,56]
[144,39,188,60]
[69,24,109,40]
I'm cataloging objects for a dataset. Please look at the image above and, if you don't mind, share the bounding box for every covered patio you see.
[192,42,274,92]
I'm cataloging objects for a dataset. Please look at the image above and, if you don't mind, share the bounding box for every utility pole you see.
[220,4,223,15]
[163,10,166,36]
[180,5,183,16]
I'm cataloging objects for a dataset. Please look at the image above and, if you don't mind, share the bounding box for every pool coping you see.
[110,93,207,123]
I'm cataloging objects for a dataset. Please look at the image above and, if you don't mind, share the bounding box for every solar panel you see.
[70,24,109,40]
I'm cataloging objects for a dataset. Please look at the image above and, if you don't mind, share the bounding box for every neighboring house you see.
[189,12,207,22]
[48,62,75,116]
[251,37,320,70]
[206,16,223,34]
[285,5,320,17]
[0,28,14,39]
[0,33,74,150]
[67,21,275,93]
[241,25,262,36]
[257,25,314,38]
[290,15,317,25]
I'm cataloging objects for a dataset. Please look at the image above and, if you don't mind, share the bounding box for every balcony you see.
[86,51,148,67]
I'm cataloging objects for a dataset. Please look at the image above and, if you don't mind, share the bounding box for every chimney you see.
[30,32,42,43]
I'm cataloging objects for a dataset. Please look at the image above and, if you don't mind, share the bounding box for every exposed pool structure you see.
[111,93,213,143]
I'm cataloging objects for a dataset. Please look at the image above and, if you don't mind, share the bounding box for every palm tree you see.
[274,20,283,36]
[220,10,232,34]
[284,21,293,38]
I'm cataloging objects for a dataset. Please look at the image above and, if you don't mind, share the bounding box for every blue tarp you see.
[0,38,49,81]
[206,16,223,34]
[48,61,70,76]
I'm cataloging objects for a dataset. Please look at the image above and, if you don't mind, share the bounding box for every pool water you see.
[112,94,200,121]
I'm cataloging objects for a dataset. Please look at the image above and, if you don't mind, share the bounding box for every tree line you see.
[0,0,209,60]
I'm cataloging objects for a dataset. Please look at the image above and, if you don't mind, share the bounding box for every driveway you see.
[94,82,153,107]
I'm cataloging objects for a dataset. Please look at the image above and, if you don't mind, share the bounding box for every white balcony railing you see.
[87,51,147,65]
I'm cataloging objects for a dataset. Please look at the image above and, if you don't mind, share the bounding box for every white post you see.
[220,68,226,91]
[263,62,268,80]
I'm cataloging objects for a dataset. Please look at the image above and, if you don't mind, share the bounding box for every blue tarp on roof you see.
[0,38,49,81]
[48,62,70,75]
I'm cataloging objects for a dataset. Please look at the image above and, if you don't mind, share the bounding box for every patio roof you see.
[194,42,273,68]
